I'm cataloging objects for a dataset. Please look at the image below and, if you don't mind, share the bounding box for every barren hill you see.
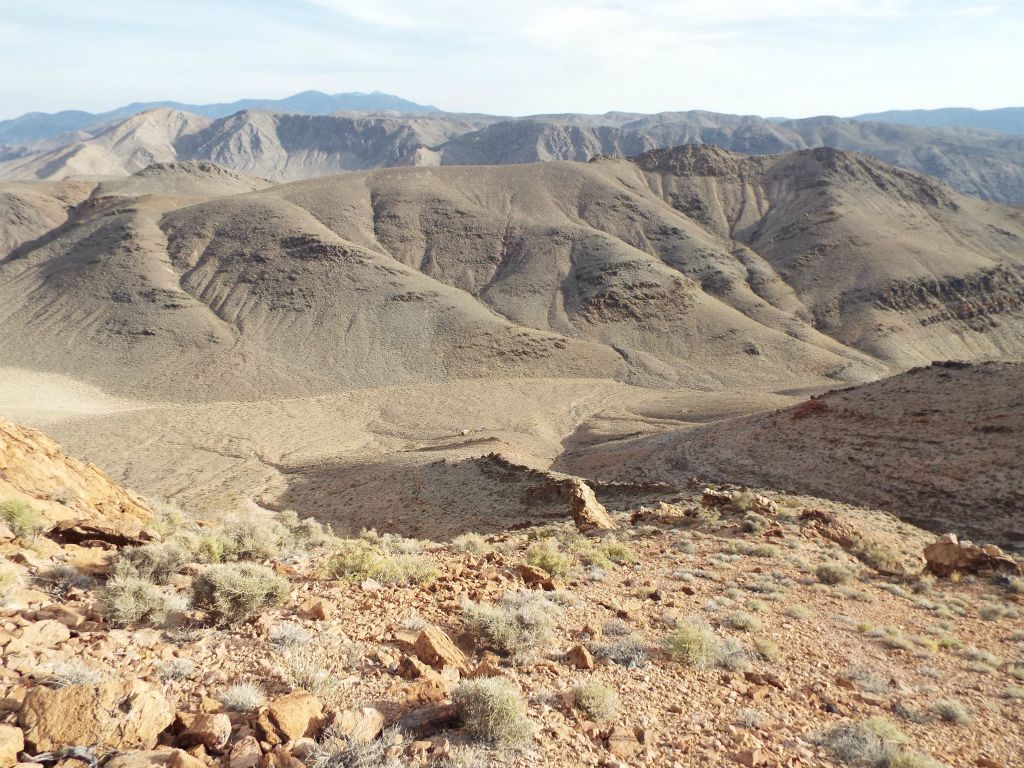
[4,107,1024,203]
[558,361,1024,547]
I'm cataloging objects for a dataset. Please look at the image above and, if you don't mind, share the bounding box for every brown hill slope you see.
[557,361,1024,547]
[1,148,1023,403]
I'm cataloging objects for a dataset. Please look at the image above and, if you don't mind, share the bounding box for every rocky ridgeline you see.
[2,421,1024,768]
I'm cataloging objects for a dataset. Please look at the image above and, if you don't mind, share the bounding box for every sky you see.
[0,0,1021,120]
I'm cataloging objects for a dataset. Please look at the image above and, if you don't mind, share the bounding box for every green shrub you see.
[450,533,492,555]
[785,604,810,620]
[665,619,725,668]
[525,539,574,576]
[0,499,45,538]
[326,540,438,585]
[573,682,619,721]
[465,590,558,662]
[753,637,782,662]
[113,543,187,584]
[191,563,289,625]
[727,611,762,632]
[453,678,532,746]
[99,576,178,627]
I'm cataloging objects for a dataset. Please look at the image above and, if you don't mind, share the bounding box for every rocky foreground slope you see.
[1,419,1023,768]
[558,361,1024,550]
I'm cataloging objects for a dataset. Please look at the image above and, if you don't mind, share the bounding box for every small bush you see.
[41,564,97,596]
[269,621,312,648]
[281,649,336,697]
[735,708,764,728]
[785,604,810,620]
[308,726,406,768]
[0,499,45,538]
[816,563,853,585]
[465,590,558,662]
[113,543,187,584]
[453,678,532,747]
[931,699,971,725]
[326,540,438,585]
[0,561,24,604]
[816,718,908,767]
[589,635,647,668]
[192,563,289,626]
[573,681,619,721]
[219,681,266,712]
[753,637,782,662]
[99,576,178,627]
[727,611,762,632]
[525,539,574,576]
[450,533,492,555]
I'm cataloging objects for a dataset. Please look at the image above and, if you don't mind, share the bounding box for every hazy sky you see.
[1,0,1021,119]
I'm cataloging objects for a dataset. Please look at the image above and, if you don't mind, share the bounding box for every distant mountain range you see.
[0,90,439,144]
[2,95,1024,203]
[852,107,1024,135]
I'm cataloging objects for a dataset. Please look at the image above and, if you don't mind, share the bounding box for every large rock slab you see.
[18,680,173,751]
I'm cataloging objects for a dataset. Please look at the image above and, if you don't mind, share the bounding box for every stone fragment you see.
[266,691,323,741]
[325,707,383,743]
[414,627,469,674]
[395,704,459,738]
[105,750,205,768]
[50,519,158,547]
[0,724,23,768]
[566,643,595,670]
[228,736,263,768]
[924,533,1023,576]
[605,725,642,758]
[569,479,616,532]
[176,712,232,752]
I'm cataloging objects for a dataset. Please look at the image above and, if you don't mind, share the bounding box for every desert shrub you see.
[851,541,903,574]
[817,563,854,585]
[1008,577,1024,595]
[815,718,907,767]
[308,726,406,768]
[740,512,769,533]
[979,603,1012,621]
[44,661,104,687]
[453,678,532,747]
[281,649,336,697]
[753,637,781,662]
[573,681,619,721]
[931,699,971,724]
[465,590,558,662]
[0,561,24,604]
[727,611,762,632]
[845,665,889,694]
[157,658,196,681]
[590,635,648,668]
[665,619,725,668]
[450,533,492,555]
[0,499,45,538]
[735,708,763,728]
[41,564,98,596]
[269,620,312,648]
[113,542,187,584]
[191,563,289,626]
[219,681,267,712]
[525,539,574,576]
[326,540,438,585]
[961,646,999,665]
[785,604,810,620]
[99,576,179,627]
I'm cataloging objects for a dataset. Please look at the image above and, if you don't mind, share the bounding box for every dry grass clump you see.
[99,576,181,627]
[589,635,648,669]
[453,678,532,747]
[191,563,289,626]
[931,699,971,724]
[752,637,782,662]
[464,590,559,662]
[816,717,942,767]
[269,620,312,648]
[450,532,492,555]
[308,726,407,768]
[727,610,762,632]
[0,561,24,605]
[573,681,620,721]
[816,562,854,585]
[785,604,811,620]
[326,540,438,585]
[218,681,267,712]
[0,498,46,538]
[665,618,736,668]
[43,661,104,688]
[157,658,196,681]
[525,538,575,576]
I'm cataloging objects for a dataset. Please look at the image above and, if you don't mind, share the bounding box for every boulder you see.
[105,750,205,768]
[324,706,384,743]
[175,712,231,752]
[228,736,263,768]
[266,691,323,741]
[19,680,173,752]
[414,626,469,674]
[17,620,70,648]
[395,704,459,738]
[0,724,23,768]
[569,479,616,533]
[566,643,595,670]
[605,725,642,758]
[924,533,1023,577]
[515,564,549,586]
